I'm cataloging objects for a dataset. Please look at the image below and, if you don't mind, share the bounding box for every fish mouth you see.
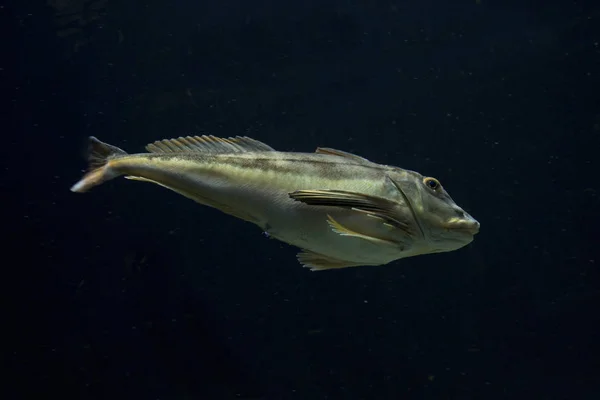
[447,221,480,236]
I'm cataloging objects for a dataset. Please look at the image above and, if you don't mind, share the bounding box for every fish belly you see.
[214,183,403,266]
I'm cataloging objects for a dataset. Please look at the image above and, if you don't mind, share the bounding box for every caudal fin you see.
[70,137,128,193]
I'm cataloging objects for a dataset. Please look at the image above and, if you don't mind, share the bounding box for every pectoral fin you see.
[289,189,413,235]
[297,250,370,271]
[326,214,401,247]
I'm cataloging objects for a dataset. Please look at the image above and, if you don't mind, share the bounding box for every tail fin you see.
[70,137,128,193]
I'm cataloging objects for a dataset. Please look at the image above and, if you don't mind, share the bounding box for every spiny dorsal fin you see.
[315,147,371,163]
[145,135,276,154]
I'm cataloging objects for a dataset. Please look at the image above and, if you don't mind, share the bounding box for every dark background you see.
[5,0,600,399]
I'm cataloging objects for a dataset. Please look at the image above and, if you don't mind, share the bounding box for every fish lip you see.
[448,224,480,236]
[443,217,480,236]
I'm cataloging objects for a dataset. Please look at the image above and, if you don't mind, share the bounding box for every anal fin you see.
[297,250,368,271]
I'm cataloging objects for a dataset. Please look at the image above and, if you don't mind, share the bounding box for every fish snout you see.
[461,218,480,235]
[446,209,480,235]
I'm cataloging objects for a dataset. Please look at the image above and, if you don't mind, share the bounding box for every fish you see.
[70,135,480,271]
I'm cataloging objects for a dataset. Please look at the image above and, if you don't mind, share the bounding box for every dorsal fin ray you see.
[145,135,276,154]
[315,147,370,163]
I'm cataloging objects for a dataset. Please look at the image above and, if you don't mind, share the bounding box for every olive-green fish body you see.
[71,135,479,270]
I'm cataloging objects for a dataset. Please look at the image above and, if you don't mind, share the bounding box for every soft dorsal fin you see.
[315,147,370,163]
[145,135,276,154]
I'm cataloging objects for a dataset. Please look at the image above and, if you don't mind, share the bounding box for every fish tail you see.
[70,136,128,193]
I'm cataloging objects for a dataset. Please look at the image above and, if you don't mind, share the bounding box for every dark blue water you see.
[6,0,599,399]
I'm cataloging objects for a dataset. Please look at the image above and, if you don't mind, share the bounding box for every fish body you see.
[71,135,479,270]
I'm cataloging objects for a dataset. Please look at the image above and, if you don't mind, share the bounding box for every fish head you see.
[388,169,480,254]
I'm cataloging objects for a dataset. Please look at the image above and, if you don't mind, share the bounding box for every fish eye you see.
[423,177,440,190]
